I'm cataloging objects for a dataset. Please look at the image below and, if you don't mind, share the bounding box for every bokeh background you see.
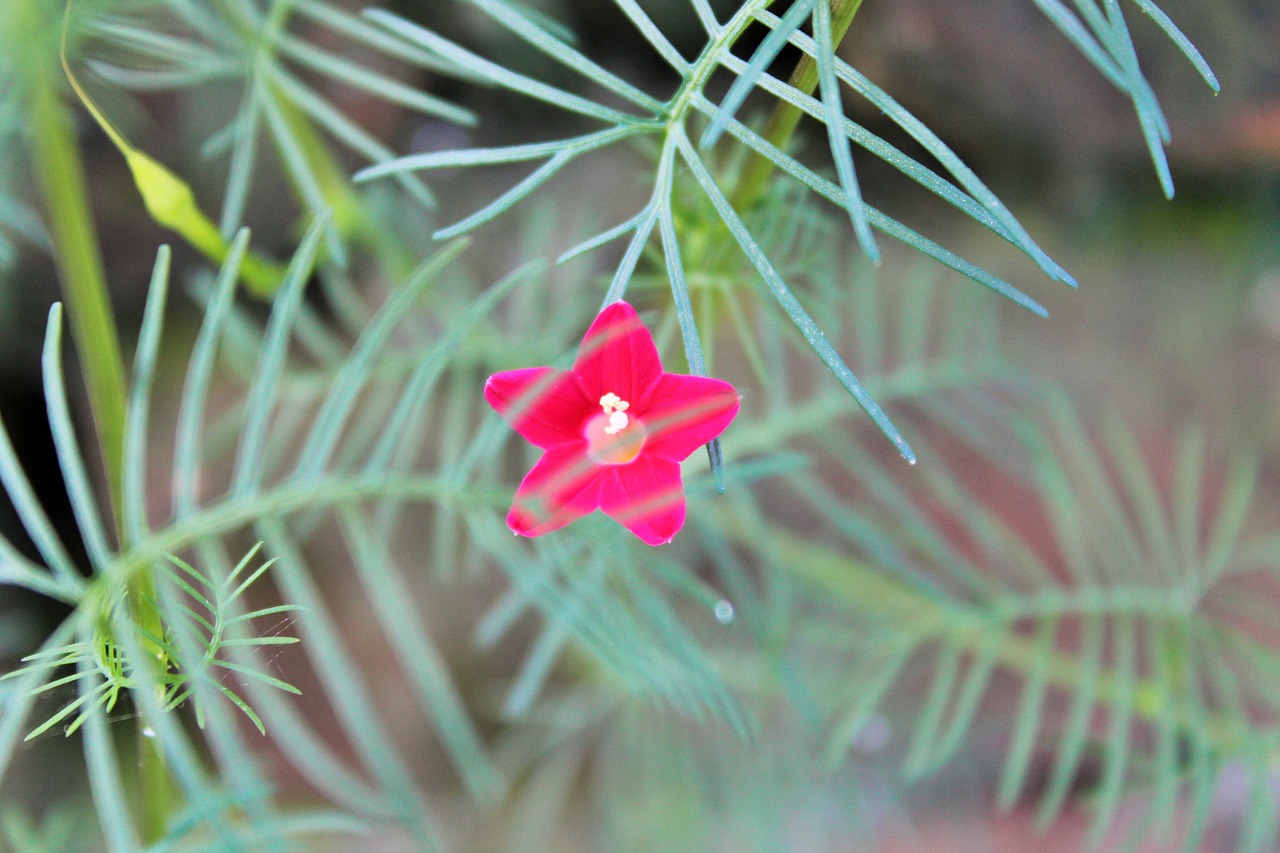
[1,0,1278,849]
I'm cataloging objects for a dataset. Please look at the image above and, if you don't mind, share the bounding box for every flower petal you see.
[573,302,663,407]
[485,367,590,448]
[508,444,603,537]
[641,373,740,462]
[599,455,686,546]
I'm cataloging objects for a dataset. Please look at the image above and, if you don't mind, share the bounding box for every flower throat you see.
[585,392,645,464]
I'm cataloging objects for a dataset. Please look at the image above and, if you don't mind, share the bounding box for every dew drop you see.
[141,726,156,738]
[713,599,735,624]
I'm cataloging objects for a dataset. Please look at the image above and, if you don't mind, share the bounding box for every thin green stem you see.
[28,73,128,530]
[24,1,174,841]
[668,2,767,124]
[128,569,170,841]
[729,0,865,211]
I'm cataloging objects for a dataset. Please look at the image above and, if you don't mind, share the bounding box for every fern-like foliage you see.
[2,199,1273,851]
[0,0,80,271]
[739,397,1280,851]
[459,255,995,850]
[455,242,1280,851]
[2,541,300,743]
[0,224,538,850]
[1028,0,1220,197]
[352,0,1217,465]
[75,0,475,267]
[0,4,1252,852]
[0,213,816,849]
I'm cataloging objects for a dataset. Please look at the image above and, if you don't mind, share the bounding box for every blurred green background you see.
[1,0,1278,849]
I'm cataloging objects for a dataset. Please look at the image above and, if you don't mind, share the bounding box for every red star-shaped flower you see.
[484,301,740,545]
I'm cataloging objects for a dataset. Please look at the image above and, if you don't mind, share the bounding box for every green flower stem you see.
[25,3,172,840]
[270,78,369,245]
[130,570,170,842]
[729,0,866,212]
[28,77,128,528]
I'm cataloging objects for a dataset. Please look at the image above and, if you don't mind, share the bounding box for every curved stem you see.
[729,0,866,211]
[28,69,128,531]
[24,2,174,841]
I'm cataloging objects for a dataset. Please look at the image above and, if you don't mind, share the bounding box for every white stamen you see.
[599,392,631,434]
[605,410,629,434]
[600,393,628,413]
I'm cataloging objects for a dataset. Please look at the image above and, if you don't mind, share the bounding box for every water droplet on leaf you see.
[713,599,735,624]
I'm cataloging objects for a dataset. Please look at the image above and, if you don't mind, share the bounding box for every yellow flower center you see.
[585,392,645,464]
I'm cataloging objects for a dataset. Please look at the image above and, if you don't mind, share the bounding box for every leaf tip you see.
[899,440,917,466]
[698,123,725,152]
